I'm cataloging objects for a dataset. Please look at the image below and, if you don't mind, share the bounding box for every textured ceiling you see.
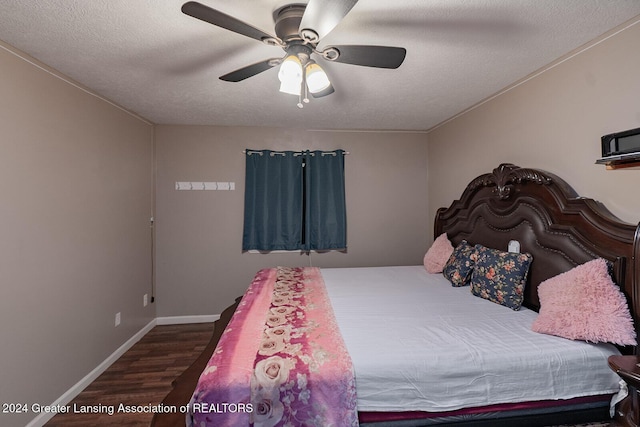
[1,1,640,131]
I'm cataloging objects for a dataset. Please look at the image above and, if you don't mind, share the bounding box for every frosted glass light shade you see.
[305,62,331,93]
[278,55,303,95]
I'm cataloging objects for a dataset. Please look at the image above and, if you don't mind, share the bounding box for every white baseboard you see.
[156,314,220,325]
[26,319,157,427]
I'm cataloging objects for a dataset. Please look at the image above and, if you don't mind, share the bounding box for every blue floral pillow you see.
[442,240,477,287]
[470,244,533,310]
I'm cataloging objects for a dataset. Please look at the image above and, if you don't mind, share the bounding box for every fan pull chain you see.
[298,67,310,109]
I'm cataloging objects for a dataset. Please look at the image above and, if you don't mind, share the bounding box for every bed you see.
[152,163,640,427]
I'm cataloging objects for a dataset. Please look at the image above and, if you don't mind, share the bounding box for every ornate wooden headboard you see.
[434,164,640,349]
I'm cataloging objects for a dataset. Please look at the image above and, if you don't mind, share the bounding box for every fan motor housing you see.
[273,4,307,42]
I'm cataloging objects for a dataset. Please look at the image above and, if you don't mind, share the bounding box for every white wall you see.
[0,42,155,427]
[427,18,640,235]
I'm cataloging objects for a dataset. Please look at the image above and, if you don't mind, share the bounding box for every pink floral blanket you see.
[187,267,358,427]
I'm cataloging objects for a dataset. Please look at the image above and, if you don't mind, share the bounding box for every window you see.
[242,149,346,252]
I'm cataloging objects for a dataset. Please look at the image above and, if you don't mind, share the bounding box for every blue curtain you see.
[304,150,347,250]
[242,149,347,252]
[242,150,304,251]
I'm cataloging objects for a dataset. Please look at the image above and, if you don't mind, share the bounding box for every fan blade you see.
[219,59,280,82]
[327,45,406,69]
[182,1,277,43]
[299,0,359,41]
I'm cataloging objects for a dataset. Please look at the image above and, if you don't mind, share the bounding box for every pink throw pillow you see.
[424,233,454,274]
[531,258,636,346]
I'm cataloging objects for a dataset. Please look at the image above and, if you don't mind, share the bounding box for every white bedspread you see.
[321,265,621,413]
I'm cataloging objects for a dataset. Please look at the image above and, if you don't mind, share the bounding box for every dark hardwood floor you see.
[45,323,214,427]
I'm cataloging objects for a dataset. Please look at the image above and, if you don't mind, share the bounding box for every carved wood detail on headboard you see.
[434,164,640,353]
[467,163,552,200]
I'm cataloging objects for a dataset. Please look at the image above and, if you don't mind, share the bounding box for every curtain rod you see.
[242,150,350,156]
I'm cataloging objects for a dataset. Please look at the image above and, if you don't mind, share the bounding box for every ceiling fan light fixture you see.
[278,54,303,95]
[279,79,302,96]
[182,1,408,108]
[305,62,331,94]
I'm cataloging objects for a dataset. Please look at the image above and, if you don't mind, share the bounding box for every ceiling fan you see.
[181,0,407,107]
